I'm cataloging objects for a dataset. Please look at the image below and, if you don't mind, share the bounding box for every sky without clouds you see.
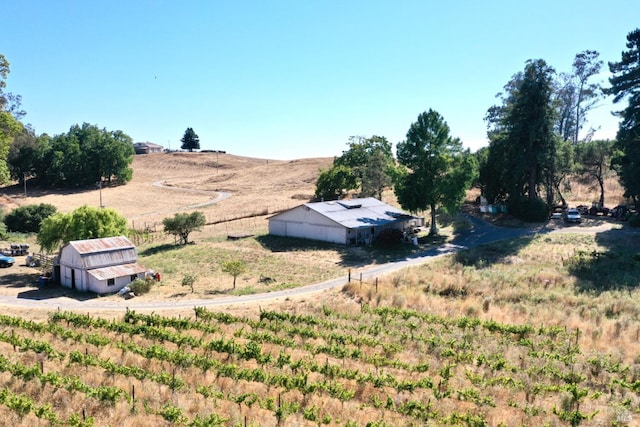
[3,1,639,160]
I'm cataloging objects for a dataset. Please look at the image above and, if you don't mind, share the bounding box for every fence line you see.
[128,203,298,234]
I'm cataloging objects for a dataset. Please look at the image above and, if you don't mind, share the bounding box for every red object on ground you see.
[155,272,161,282]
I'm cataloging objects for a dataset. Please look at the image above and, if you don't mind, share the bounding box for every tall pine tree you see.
[181,127,200,152]
[608,28,640,204]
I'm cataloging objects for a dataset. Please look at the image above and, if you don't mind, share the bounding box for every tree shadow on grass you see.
[566,227,640,295]
[256,234,443,268]
[138,243,183,256]
[205,289,233,295]
[452,234,538,269]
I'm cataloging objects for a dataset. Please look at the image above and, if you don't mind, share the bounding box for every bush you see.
[4,204,57,233]
[129,278,152,295]
[509,198,548,222]
[629,213,640,228]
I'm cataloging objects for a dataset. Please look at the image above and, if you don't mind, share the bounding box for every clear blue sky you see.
[3,1,638,160]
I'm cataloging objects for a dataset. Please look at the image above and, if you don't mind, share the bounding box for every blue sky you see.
[3,1,638,159]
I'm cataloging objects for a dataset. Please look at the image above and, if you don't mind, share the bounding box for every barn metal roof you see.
[305,197,417,229]
[68,236,135,254]
[86,263,148,281]
[64,236,139,269]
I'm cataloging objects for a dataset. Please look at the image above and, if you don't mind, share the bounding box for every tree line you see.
[317,29,640,228]
[1,56,136,189]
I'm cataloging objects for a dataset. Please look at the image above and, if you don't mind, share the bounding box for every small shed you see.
[268,198,423,245]
[58,236,147,294]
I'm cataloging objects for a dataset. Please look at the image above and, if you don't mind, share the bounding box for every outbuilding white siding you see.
[269,205,347,244]
[58,236,147,294]
[268,198,423,245]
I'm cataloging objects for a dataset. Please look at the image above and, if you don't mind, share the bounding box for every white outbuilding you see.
[268,197,423,245]
[58,236,147,294]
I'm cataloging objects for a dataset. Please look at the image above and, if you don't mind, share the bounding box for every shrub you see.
[4,204,57,233]
[129,278,152,295]
[510,197,548,222]
[629,213,640,228]
[181,273,197,293]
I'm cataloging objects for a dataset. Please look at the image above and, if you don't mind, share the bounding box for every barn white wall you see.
[269,206,347,244]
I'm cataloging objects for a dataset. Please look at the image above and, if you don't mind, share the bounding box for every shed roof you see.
[63,236,139,270]
[302,198,416,229]
[86,263,148,281]
[67,236,135,255]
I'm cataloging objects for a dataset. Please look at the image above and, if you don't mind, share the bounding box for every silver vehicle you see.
[564,208,582,224]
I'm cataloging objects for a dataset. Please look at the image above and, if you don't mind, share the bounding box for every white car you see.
[564,208,582,223]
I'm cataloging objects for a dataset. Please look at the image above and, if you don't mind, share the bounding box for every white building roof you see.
[305,198,416,229]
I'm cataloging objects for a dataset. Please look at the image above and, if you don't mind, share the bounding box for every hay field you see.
[2,152,332,229]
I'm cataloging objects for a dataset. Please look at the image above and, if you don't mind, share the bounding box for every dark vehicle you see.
[588,202,609,216]
[0,254,15,267]
[564,208,582,224]
[610,205,629,219]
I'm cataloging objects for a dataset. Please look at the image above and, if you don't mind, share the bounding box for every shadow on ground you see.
[139,243,183,256]
[567,227,640,294]
[17,285,98,301]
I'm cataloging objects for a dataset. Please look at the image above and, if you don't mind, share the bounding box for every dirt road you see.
[1,214,596,313]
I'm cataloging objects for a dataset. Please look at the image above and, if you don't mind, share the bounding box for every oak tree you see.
[163,211,206,245]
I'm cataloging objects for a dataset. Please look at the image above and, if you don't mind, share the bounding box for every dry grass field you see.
[0,152,639,426]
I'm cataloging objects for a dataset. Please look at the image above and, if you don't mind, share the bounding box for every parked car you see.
[0,254,15,267]
[610,205,629,219]
[564,208,582,224]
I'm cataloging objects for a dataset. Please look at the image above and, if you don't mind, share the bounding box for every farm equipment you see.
[1,243,29,256]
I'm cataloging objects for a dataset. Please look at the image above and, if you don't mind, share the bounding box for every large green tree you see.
[181,127,200,152]
[484,59,557,218]
[315,135,393,200]
[37,205,128,253]
[0,54,24,185]
[35,123,135,188]
[394,109,477,235]
[608,28,640,204]
[314,165,357,201]
[4,203,57,233]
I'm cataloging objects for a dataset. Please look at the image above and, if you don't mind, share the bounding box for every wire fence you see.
[128,203,300,245]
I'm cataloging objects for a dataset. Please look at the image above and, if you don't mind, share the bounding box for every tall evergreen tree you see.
[484,59,557,218]
[608,28,640,204]
[394,109,476,235]
[181,127,200,152]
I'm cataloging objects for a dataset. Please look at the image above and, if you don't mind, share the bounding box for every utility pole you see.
[98,181,104,208]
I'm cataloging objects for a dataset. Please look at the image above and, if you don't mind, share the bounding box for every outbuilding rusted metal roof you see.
[86,263,148,281]
[62,236,140,270]
[68,236,135,254]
